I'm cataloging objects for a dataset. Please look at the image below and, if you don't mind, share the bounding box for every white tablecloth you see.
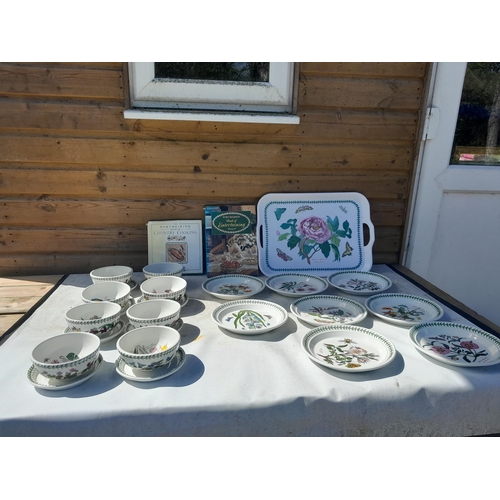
[1,265,499,437]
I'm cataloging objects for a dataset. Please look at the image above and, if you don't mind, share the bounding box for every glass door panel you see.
[451,62,500,165]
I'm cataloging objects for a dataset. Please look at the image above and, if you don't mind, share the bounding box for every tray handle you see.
[363,216,375,253]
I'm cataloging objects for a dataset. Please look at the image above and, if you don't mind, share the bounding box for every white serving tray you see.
[257,192,375,277]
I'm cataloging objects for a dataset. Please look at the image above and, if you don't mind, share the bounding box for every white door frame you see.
[403,62,466,275]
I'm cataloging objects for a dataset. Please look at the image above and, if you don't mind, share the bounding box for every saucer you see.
[115,347,186,382]
[135,294,189,308]
[125,318,184,332]
[27,354,103,391]
[265,273,329,297]
[365,293,444,326]
[64,320,126,344]
[212,299,288,335]
[120,298,134,315]
[202,274,265,300]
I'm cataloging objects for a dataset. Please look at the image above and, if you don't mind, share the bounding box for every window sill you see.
[124,108,300,124]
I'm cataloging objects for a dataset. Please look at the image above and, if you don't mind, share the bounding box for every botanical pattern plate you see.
[136,294,189,307]
[202,274,265,300]
[365,293,444,326]
[302,325,396,372]
[265,273,328,297]
[28,354,103,391]
[64,320,126,344]
[328,271,392,295]
[126,318,184,332]
[290,295,367,326]
[115,347,186,382]
[409,322,500,367]
[211,299,288,334]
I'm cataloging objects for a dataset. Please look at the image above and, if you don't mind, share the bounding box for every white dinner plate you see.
[135,294,189,307]
[125,318,184,333]
[328,271,392,295]
[302,325,396,372]
[202,274,265,300]
[28,354,103,390]
[64,320,126,344]
[212,299,288,334]
[290,295,367,327]
[265,273,328,297]
[115,347,186,382]
[409,322,500,367]
[365,293,444,326]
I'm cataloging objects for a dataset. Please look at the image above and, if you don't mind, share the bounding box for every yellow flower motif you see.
[346,363,361,368]
[160,344,168,351]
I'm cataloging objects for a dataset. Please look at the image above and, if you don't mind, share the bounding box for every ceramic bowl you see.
[31,332,101,380]
[140,276,187,302]
[81,281,131,310]
[143,262,184,279]
[126,299,181,329]
[117,325,181,371]
[90,265,133,284]
[65,301,122,337]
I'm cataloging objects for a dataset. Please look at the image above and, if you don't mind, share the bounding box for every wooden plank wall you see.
[0,62,429,275]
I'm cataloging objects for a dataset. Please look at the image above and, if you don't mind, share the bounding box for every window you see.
[125,62,299,124]
[450,62,500,166]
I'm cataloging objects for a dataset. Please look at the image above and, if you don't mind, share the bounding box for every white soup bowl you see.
[81,281,131,310]
[65,301,122,337]
[143,262,184,279]
[90,265,133,284]
[126,299,181,329]
[31,332,101,380]
[140,276,187,302]
[117,325,181,371]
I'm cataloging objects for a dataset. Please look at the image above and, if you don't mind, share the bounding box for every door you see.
[404,62,500,326]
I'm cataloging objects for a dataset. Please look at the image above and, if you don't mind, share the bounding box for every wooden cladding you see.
[0,62,429,275]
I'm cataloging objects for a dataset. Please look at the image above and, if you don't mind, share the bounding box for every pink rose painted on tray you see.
[257,193,375,276]
[277,213,353,265]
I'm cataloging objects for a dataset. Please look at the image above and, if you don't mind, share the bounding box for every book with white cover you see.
[146,220,203,274]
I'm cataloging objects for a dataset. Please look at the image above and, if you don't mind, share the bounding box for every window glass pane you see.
[154,62,270,83]
[451,62,500,165]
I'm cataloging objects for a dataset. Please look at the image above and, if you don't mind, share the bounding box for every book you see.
[146,220,203,274]
[204,205,259,277]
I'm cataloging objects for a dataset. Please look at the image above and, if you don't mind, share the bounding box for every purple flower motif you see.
[298,216,332,244]
[460,341,479,350]
[431,346,450,355]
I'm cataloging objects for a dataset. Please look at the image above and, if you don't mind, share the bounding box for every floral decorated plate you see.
[328,271,392,296]
[128,279,139,291]
[28,354,103,391]
[365,293,444,326]
[64,320,126,344]
[202,274,265,300]
[125,318,183,333]
[135,294,189,307]
[409,322,500,367]
[265,273,328,297]
[212,299,288,335]
[290,295,367,327]
[115,347,186,382]
[302,325,396,372]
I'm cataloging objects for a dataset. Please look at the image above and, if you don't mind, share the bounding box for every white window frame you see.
[124,62,300,124]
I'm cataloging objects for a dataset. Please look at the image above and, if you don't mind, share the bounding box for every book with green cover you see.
[204,205,258,277]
